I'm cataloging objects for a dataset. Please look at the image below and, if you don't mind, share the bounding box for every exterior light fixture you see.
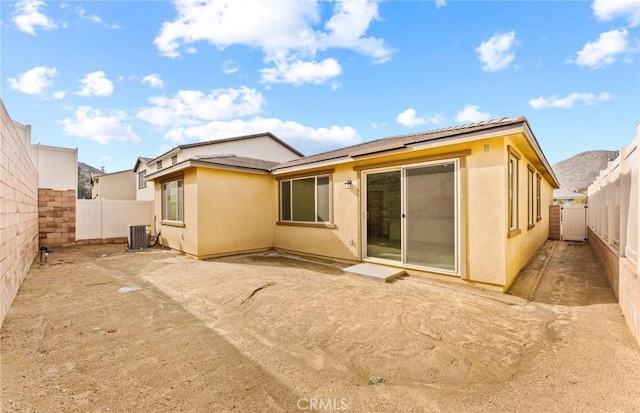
[344,180,352,189]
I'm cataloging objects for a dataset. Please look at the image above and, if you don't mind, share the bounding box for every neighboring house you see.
[90,170,136,200]
[133,157,154,201]
[148,132,303,172]
[552,189,586,205]
[145,117,560,291]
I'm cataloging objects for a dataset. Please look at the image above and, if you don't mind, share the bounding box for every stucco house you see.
[133,157,154,201]
[90,170,137,200]
[146,117,559,291]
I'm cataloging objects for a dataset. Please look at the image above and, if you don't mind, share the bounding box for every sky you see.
[1,0,639,173]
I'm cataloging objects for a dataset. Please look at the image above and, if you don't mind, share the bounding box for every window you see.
[508,149,520,236]
[162,178,183,222]
[171,155,178,165]
[536,174,542,221]
[157,160,162,170]
[528,166,535,229]
[138,170,147,189]
[280,175,331,223]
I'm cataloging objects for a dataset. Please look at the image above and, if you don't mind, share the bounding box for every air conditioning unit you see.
[127,225,148,250]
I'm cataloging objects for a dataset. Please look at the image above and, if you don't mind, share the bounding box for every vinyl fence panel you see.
[77,200,153,240]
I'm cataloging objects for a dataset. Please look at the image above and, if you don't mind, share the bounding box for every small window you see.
[157,160,162,170]
[162,178,183,222]
[527,166,535,229]
[171,155,177,165]
[536,174,542,221]
[508,150,519,235]
[138,170,147,189]
[280,175,331,223]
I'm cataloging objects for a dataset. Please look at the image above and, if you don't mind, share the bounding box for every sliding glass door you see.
[364,160,459,274]
[366,171,402,261]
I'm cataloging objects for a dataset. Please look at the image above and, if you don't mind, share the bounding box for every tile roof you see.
[191,154,279,171]
[272,116,526,170]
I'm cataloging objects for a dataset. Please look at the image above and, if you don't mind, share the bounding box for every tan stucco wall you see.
[93,171,136,200]
[0,101,38,327]
[154,168,275,259]
[195,169,274,258]
[273,164,360,262]
[155,169,198,256]
[151,130,556,290]
[135,165,155,201]
[273,138,513,286]
[504,135,554,289]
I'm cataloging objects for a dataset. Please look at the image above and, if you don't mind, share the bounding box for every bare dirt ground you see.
[2,240,640,412]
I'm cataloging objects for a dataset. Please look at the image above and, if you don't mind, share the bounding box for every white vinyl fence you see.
[588,134,637,264]
[77,200,154,240]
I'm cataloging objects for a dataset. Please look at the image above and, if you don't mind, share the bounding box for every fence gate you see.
[561,205,587,241]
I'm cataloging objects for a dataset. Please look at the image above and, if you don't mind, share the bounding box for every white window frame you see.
[161,178,183,223]
[279,174,332,224]
[362,158,461,276]
[528,165,535,229]
[536,174,542,222]
[508,147,520,236]
[138,170,147,189]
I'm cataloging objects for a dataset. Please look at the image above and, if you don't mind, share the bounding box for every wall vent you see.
[127,225,148,250]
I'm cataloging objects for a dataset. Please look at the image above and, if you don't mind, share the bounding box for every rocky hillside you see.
[78,162,102,199]
[552,150,619,193]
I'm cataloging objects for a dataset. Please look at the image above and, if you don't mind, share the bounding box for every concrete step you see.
[342,263,405,282]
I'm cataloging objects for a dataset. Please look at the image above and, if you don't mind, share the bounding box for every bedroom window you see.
[508,148,520,236]
[280,175,331,223]
[528,166,535,229]
[162,178,183,222]
[536,174,542,221]
[138,170,146,189]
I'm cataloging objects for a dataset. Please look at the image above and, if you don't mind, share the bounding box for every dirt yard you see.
[2,241,640,412]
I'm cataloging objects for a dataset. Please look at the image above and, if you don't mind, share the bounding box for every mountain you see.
[78,162,102,199]
[551,150,619,193]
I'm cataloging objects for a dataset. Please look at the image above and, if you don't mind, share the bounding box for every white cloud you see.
[396,108,445,128]
[77,71,114,97]
[137,85,359,146]
[164,117,360,146]
[223,59,240,74]
[575,29,629,69]
[153,0,392,85]
[475,31,517,72]
[52,90,65,100]
[455,105,491,123]
[137,86,264,127]
[13,0,57,35]
[75,6,101,23]
[260,58,342,85]
[435,0,447,8]
[593,0,640,27]
[60,106,140,144]
[142,73,165,89]
[7,66,58,95]
[75,6,121,29]
[528,92,612,109]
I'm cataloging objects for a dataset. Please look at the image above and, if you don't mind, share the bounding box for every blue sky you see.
[1,0,639,172]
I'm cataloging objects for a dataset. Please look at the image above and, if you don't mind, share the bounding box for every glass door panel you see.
[366,171,401,261]
[405,163,456,271]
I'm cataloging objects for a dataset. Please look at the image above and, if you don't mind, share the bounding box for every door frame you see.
[361,158,461,276]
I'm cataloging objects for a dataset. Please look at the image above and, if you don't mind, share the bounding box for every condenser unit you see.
[127,225,148,250]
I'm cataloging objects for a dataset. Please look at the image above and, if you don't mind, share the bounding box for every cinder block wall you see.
[0,101,39,327]
[39,188,76,248]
